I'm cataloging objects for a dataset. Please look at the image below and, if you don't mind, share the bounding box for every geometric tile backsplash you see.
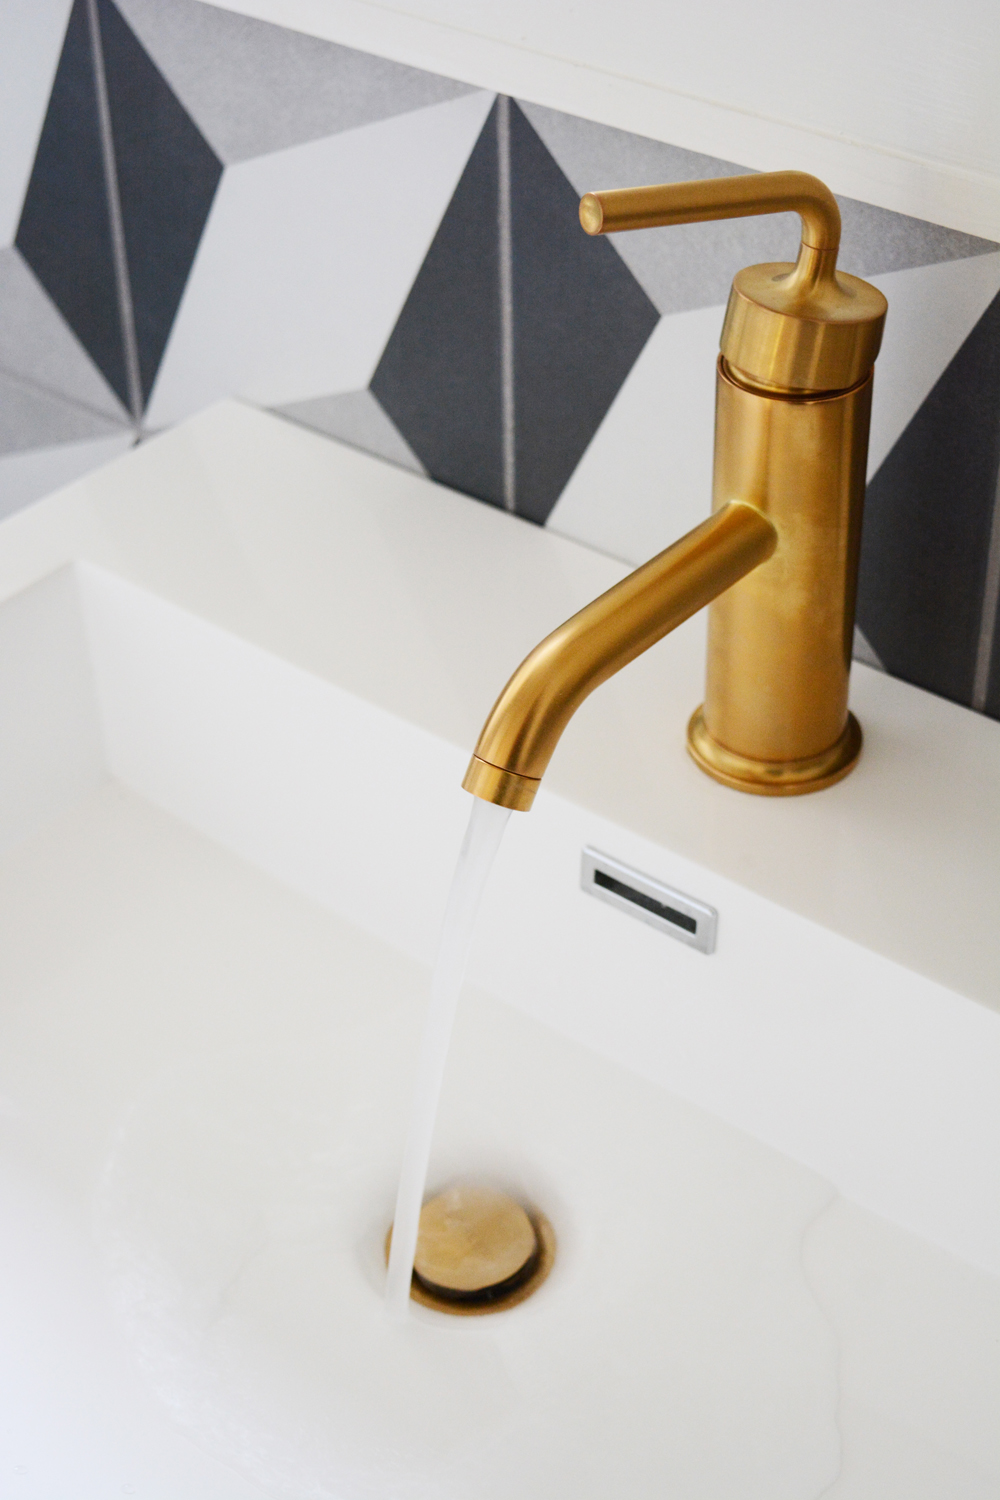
[4,0,1000,721]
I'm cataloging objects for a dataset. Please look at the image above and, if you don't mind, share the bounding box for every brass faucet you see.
[463,171,887,809]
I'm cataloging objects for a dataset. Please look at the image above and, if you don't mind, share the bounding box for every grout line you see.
[497,94,516,514]
[87,0,144,433]
[971,456,1000,711]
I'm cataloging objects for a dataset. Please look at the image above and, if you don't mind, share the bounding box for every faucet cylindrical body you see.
[686,358,873,793]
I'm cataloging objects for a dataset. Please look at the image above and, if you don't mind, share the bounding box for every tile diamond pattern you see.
[276,389,425,475]
[372,99,659,523]
[857,289,1000,707]
[15,0,222,414]
[371,99,504,507]
[144,91,495,428]
[509,100,660,524]
[15,0,128,408]
[0,246,128,424]
[113,0,475,165]
[97,0,222,406]
[2,3,1000,724]
[519,101,998,317]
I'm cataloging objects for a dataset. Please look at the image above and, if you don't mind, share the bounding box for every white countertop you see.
[2,399,995,1013]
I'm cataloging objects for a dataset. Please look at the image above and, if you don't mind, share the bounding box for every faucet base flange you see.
[686,708,862,795]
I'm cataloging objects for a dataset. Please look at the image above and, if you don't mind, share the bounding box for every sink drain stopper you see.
[386,1185,555,1315]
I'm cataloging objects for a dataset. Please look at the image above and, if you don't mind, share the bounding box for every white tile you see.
[866,252,1000,477]
[546,305,721,564]
[145,90,495,427]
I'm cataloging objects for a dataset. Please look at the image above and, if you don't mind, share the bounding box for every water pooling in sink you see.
[385,797,513,1316]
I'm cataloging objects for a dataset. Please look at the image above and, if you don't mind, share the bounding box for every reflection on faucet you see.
[464,171,887,808]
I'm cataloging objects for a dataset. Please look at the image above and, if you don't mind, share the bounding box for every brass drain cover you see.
[386,1185,555,1315]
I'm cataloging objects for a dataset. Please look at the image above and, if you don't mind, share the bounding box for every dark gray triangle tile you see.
[370,101,503,507]
[519,101,997,316]
[114,0,475,165]
[508,100,659,525]
[15,0,128,407]
[981,492,1000,720]
[856,289,1000,708]
[987,635,1000,720]
[98,0,222,406]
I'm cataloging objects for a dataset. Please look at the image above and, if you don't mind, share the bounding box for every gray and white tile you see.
[146,90,495,427]
[276,389,425,475]
[0,246,128,424]
[114,0,476,165]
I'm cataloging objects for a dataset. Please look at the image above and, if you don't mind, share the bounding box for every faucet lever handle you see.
[581,169,885,393]
[580,169,840,255]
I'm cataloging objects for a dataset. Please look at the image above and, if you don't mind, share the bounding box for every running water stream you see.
[385,797,512,1317]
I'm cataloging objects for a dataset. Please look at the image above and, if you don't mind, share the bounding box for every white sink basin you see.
[0,408,998,1497]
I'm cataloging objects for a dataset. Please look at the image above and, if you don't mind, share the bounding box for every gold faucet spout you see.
[462,502,776,811]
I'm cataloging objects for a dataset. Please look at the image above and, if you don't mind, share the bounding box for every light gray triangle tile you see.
[0,368,128,455]
[836,199,996,276]
[114,0,476,165]
[518,101,997,317]
[0,248,129,423]
[853,626,884,670]
[276,389,426,475]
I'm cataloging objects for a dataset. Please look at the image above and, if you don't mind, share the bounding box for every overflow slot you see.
[581,848,717,954]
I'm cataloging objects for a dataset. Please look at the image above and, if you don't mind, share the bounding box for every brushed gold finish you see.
[415,1185,536,1292]
[579,170,841,248]
[462,758,540,812]
[696,360,872,778]
[722,254,886,392]
[466,170,885,807]
[688,707,862,794]
[581,172,886,393]
[385,1186,556,1316]
[463,503,777,810]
